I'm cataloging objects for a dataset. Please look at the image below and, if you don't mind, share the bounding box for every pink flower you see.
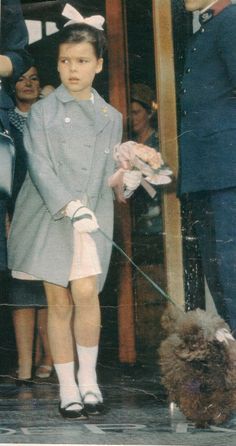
[108,140,172,201]
[133,143,163,170]
[114,141,164,171]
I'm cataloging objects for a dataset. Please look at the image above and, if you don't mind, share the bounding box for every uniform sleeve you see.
[217,8,236,87]
[2,0,32,81]
[23,103,74,219]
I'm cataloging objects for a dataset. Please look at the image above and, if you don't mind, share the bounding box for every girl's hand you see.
[66,200,99,233]
[72,207,99,233]
[123,170,142,191]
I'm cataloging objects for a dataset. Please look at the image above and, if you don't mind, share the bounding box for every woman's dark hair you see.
[131,99,158,132]
[58,23,107,58]
[133,99,152,114]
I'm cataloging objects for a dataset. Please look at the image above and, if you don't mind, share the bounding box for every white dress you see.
[13,230,101,282]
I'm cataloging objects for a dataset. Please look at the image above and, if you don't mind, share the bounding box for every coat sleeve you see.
[23,102,74,219]
[106,111,123,176]
[217,8,236,88]
[2,0,32,81]
[104,111,123,201]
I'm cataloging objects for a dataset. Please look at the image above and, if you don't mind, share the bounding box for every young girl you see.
[8,13,123,419]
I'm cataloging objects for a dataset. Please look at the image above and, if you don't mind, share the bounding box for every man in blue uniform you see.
[179,0,236,333]
[0,0,32,272]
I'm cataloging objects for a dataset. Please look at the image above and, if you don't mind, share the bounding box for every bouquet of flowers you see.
[108,141,172,199]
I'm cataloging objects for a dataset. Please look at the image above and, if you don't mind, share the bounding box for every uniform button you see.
[201,27,205,32]
[182,111,187,116]
[192,47,197,52]
[64,117,71,123]
[186,67,191,73]
[104,148,110,154]
[183,88,187,94]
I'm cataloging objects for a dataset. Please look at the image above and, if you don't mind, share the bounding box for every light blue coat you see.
[8,85,123,290]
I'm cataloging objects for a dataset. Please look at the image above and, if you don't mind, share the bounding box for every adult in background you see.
[130,83,162,235]
[0,0,31,273]
[8,66,52,384]
[179,0,236,333]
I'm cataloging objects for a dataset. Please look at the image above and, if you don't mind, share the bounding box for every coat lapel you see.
[93,89,112,135]
[55,85,111,135]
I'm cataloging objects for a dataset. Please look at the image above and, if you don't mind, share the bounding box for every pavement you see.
[0,363,236,446]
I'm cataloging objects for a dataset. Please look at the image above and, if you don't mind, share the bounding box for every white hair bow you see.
[62,3,105,30]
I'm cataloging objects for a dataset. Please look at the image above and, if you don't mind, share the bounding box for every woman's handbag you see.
[0,128,15,196]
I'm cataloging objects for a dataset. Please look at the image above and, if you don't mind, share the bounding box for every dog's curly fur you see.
[159,306,236,427]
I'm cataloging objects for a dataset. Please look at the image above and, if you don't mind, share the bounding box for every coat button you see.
[104,148,110,154]
[186,67,191,73]
[201,27,205,33]
[182,111,187,116]
[192,47,197,52]
[64,117,71,123]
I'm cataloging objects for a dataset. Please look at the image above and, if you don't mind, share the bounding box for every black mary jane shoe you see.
[59,402,88,419]
[82,392,105,415]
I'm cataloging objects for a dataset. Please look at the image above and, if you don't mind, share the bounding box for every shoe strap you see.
[62,401,83,410]
[82,391,103,403]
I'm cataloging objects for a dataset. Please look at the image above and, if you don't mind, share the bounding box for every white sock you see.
[77,345,103,404]
[54,361,82,410]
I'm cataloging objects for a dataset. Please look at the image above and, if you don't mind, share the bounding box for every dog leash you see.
[99,227,183,310]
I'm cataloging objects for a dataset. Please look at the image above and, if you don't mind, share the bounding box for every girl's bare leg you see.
[43,282,73,363]
[70,276,100,346]
[43,282,81,410]
[70,276,102,404]
[35,308,53,377]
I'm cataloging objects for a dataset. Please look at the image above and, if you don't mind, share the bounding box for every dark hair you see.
[16,65,40,82]
[58,23,107,59]
[131,99,158,131]
[132,99,152,114]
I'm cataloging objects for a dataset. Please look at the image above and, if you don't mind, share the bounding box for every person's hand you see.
[123,170,142,191]
[0,55,13,77]
[72,207,99,233]
[66,200,99,233]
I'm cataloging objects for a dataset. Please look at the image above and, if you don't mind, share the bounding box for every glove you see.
[123,170,142,191]
[66,200,99,233]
